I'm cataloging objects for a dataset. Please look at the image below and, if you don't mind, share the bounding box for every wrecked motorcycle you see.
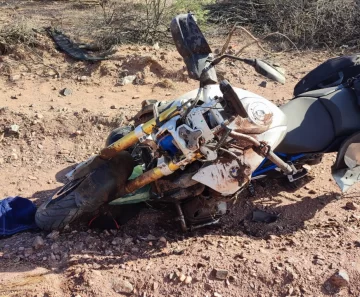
[36,14,360,231]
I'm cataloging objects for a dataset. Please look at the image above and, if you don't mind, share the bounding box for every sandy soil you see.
[1,1,360,297]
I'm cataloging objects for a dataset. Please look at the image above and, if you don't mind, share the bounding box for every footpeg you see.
[287,168,308,182]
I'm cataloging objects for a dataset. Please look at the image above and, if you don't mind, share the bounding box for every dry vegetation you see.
[207,0,360,49]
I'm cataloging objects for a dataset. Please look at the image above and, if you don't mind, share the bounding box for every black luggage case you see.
[294,54,360,96]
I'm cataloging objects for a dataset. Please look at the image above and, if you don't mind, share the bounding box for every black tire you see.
[35,151,135,231]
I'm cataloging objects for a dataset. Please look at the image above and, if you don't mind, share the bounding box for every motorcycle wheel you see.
[35,151,135,231]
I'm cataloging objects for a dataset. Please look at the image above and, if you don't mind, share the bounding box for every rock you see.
[308,189,317,194]
[47,230,60,240]
[110,105,116,109]
[9,124,20,134]
[153,281,158,290]
[314,254,325,260]
[214,293,222,297]
[10,74,21,82]
[153,42,160,50]
[10,152,18,160]
[179,274,186,282]
[37,144,43,149]
[124,237,133,245]
[329,269,349,288]
[259,81,267,88]
[18,246,25,251]
[158,237,167,244]
[118,75,136,86]
[33,236,45,250]
[61,88,72,96]
[35,113,43,119]
[75,130,84,136]
[132,95,140,99]
[213,268,228,280]
[185,276,192,284]
[131,247,139,253]
[113,279,134,294]
[24,248,33,257]
[79,76,89,81]
[346,201,358,210]
[146,234,157,241]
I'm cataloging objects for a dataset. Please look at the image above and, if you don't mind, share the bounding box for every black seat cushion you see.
[319,88,360,137]
[275,97,335,154]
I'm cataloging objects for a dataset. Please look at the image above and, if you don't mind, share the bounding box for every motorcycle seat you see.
[276,87,360,154]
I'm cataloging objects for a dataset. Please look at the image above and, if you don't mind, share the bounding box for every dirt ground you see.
[1,1,360,297]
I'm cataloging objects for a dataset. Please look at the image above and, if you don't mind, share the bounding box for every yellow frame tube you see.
[100,105,179,159]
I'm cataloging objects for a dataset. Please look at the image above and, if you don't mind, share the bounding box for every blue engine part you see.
[157,134,179,156]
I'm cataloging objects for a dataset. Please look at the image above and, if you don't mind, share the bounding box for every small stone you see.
[10,74,21,82]
[33,236,45,250]
[158,237,167,244]
[37,144,43,149]
[131,247,139,253]
[79,76,89,81]
[329,269,349,288]
[124,237,133,245]
[179,274,186,282]
[24,248,33,257]
[346,201,358,210]
[153,42,160,50]
[9,124,20,133]
[18,246,25,251]
[35,113,43,119]
[47,230,60,240]
[185,276,192,284]
[214,293,222,297]
[132,95,140,99]
[75,130,84,136]
[308,189,317,194]
[113,279,134,294]
[146,234,157,241]
[153,281,158,290]
[61,88,72,96]
[110,105,116,109]
[213,268,228,280]
[259,81,267,88]
[118,75,136,86]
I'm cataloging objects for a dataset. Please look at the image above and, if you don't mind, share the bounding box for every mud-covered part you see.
[45,27,112,61]
[153,163,203,200]
[35,152,135,231]
[132,100,171,126]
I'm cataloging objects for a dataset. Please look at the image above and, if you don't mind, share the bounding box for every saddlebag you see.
[294,54,360,96]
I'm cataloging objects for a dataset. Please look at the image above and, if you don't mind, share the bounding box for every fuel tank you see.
[175,85,288,149]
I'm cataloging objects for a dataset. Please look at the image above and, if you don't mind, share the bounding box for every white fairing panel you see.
[193,159,242,196]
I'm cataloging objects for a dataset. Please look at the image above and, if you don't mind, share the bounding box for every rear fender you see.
[332,132,360,192]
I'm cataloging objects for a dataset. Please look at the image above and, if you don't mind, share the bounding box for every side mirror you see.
[254,60,286,84]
